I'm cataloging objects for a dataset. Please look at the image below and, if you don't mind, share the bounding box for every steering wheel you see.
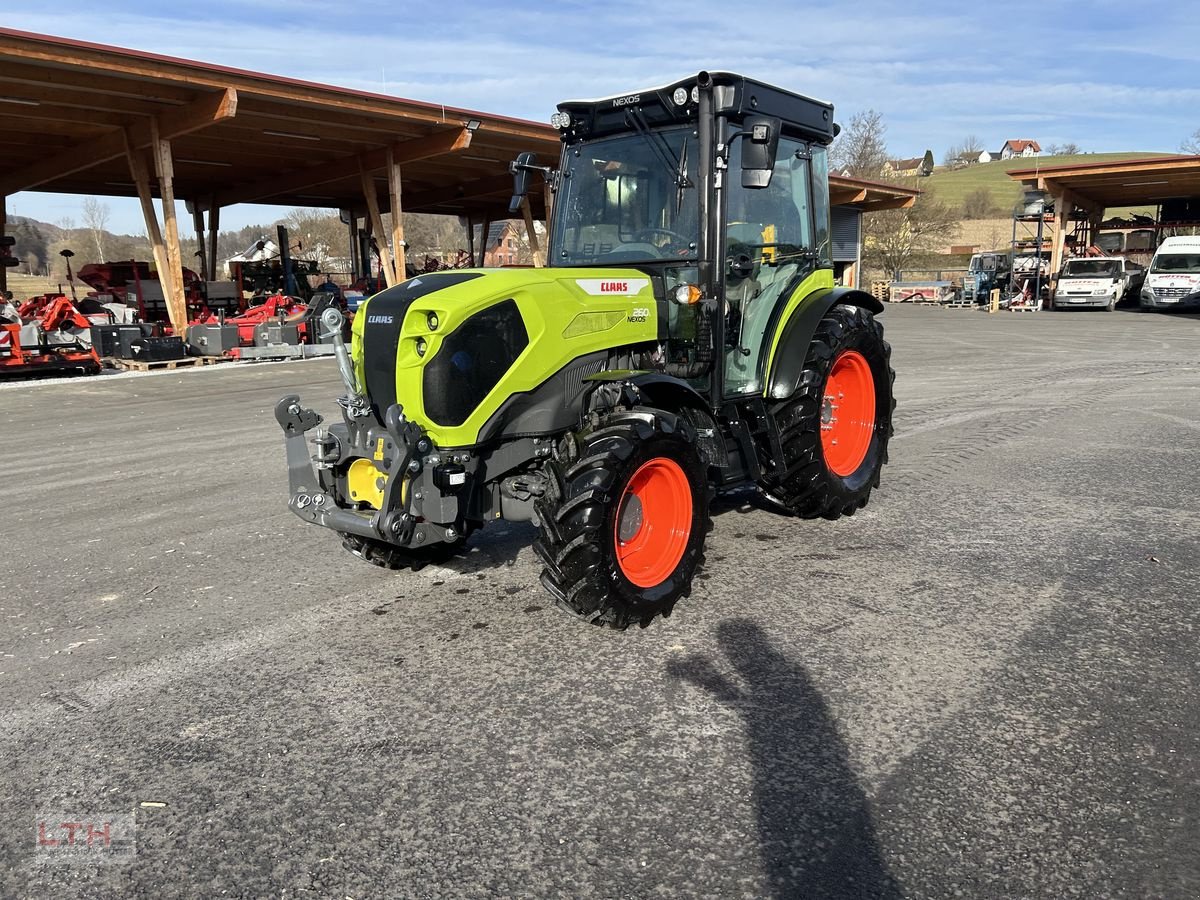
[633,227,692,254]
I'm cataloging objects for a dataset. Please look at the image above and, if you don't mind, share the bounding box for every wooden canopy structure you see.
[1008,155,1200,279]
[828,174,919,212]
[0,28,559,330]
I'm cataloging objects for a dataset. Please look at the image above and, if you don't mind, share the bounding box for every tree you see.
[1045,142,1081,156]
[81,197,110,261]
[863,194,960,280]
[829,109,888,178]
[281,208,346,269]
[943,135,984,167]
[961,187,999,220]
[1182,129,1200,155]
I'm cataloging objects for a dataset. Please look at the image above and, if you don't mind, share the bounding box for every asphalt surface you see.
[2,304,1199,899]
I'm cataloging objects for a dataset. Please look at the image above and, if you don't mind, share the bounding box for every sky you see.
[5,0,1197,235]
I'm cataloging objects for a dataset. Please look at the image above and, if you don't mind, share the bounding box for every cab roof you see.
[556,72,835,146]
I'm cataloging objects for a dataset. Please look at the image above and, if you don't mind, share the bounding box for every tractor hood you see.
[352,267,661,447]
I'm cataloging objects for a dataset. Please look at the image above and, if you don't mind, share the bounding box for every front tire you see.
[534,408,709,629]
[759,304,895,519]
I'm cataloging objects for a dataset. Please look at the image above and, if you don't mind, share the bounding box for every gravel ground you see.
[2,304,1198,898]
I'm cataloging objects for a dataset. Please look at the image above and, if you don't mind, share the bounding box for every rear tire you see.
[758,304,894,519]
[534,408,709,629]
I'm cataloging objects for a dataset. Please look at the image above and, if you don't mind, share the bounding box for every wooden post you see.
[386,148,407,282]
[1088,212,1104,252]
[520,197,543,268]
[192,203,208,285]
[1048,188,1069,293]
[207,199,220,281]
[359,159,396,287]
[465,215,475,264]
[150,121,189,335]
[477,216,490,267]
[0,196,7,297]
[347,215,360,281]
[124,128,177,321]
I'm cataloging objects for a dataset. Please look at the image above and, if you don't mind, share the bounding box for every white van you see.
[1141,236,1200,310]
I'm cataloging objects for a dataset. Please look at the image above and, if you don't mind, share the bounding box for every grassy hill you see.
[921,152,1171,211]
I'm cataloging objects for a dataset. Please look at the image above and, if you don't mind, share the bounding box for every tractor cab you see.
[513,71,835,399]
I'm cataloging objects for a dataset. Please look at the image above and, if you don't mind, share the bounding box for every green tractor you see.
[276,71,895,628]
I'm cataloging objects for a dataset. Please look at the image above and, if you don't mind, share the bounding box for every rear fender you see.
[765,287,883,401]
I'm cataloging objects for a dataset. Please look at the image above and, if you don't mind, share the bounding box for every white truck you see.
[1141,236,1200,311]
[1051,256,1144,311]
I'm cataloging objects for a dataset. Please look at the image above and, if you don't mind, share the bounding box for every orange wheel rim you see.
[821,350,876,477]
[613,458,693,588]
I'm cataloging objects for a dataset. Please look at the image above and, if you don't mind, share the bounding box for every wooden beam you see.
[0,88,237,196]
[1042,178,1103,216]
[0,62,199,104]
[477,215,490,267]
[1,196,7,297]
[359,160,396,288]
[858,196,916,212]
[829,188,869,205]
[401,174,515,213]
[124,127,176,318]
[520,197,543,268]
[212,127,473,208]
[1047,186,1072,284]
[386,148,407,281]
[150,123,189,335]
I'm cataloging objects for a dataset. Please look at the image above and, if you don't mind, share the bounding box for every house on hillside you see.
[1000,139,1041,160]
[882,150,934,177]
[950,149,997,169]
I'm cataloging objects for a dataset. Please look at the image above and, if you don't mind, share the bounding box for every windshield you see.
[1151,253,1200,274]
[552,127,699,266]
[1063,260,1118,277]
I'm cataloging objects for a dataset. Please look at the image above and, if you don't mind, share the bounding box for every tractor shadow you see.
[432,521,537,574]
[710,487,782,518]
[667,620,901,899]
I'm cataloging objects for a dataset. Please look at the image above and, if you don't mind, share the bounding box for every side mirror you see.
[509,152,539,214]
[740,116,782,189]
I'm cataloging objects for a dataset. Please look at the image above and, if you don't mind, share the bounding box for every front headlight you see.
[1092,288,1110,295]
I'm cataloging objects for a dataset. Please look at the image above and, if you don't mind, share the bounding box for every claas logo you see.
[0,235,17,268]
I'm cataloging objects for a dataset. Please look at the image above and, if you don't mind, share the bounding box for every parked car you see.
[1052,257,1144,311]
[1141,236,1200,311]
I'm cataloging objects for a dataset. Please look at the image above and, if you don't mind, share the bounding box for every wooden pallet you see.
[104,355,225,372]
[1008,305,1042,313]
[870,280,890,303]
